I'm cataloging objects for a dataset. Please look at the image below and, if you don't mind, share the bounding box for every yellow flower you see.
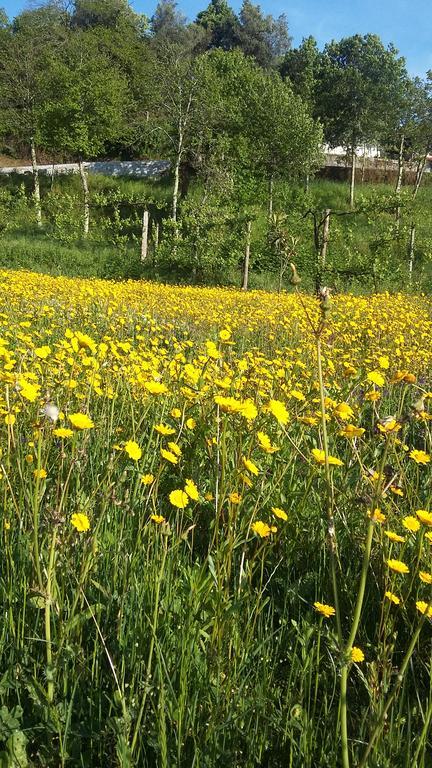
[290,389,305,401]
[155,423,176,436]
[378,355,390,369]
[169,489,189,509]
[425,532,432,543]
[313,602,335,618]
[141,473,155,485]
[339,424,365,438]
[390,485,404,497]
[252,521,275,538]
[365,390,381,402]
[311,448,343,467]
[35,345,51,359]
[184,478,199,501]
[161,448,179,465]
[416,601,432,617]
[351,647,365,663]
[402,515,420,533]
[242,456,259,476]
[384,530,405,543]
[186,418,196,430]
[334,402,354,420]
[257,431,279,454]
[150,514,165,524]
[171,408,182,418]
[53,427,74,438]
[387,559,409,574]
[299,416,318,426]
[239,399,258,420]
[377,418,401,434]
[419,571,432,584]
[367,370,385,387]
[409,449,430,465]
[272,507,288,521]
[33,468,47,479]
[69,412,94,430]
[124,441,142,461]
[368,508,386,523]
[144,380,168,395]
[385,591,401,605]
[416,509,432,526]
[167,442,181,456]
[71,512,90,532]
[229,492,242,504]
[219,328,231,341]
[4,414,16,426]
[268,399,289,426]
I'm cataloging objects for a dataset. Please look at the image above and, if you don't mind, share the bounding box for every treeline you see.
[0,0,431,289]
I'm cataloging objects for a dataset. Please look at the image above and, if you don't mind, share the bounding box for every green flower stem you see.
[33,429,44,592]
[131,534,168,756]
[358,600,432,768]
[46,527,57,704]
[316,334,343,645]
[340,439,390,768]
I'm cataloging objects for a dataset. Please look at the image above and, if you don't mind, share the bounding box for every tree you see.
[195,0,240,51]
[280,36,321,108]
[0,5,67,226]
[316,34,408,206]
[39,31,130,235]
[150,0,187,43]
[246,68,323,215]
[238,1,291,68]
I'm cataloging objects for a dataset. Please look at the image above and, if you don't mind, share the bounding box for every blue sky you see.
[2,0,431,76]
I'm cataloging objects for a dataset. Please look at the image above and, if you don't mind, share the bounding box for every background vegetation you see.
[0,0,431,292]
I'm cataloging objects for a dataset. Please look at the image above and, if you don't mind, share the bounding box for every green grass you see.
[0,171,431,290]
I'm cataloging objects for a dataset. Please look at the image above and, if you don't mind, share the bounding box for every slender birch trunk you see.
[268,175,274,219]
[30,137,42,228]
[78,158,90,237]
[141,209,149,262]
[320,209,331,269]
[395,134,405,232]
[241,220,252,291]
[408,222,415,285]
[395,134,405,194]
[349,146,356,208]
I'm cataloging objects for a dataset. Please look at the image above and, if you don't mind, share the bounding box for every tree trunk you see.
[268,175,274,220]
[361,145,366,184]
[413,153,427,199]
[395,134,405,194]
[349,146,356,208]
[30,137,42,228]
[320,209,331,269]
[395,135,405,233]
[241,220,252,291]
[408,222,415,284]
[172,152,181,222]
[78,158,90,237]
[154,221,159,250]
[141,208,149,262]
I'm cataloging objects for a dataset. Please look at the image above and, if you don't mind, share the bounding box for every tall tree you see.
[280,36,321,108]
[238,1,291,67]
[316,34,408,206]
[39,30,130,234]
[0,5,67,225]
[150,0,187,43]
[195,0,240,51]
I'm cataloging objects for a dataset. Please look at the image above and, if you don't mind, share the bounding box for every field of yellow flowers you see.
[2,269,432,767]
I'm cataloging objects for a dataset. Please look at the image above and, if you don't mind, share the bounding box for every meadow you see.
[1,172,432,292]
[1,268,432,766]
